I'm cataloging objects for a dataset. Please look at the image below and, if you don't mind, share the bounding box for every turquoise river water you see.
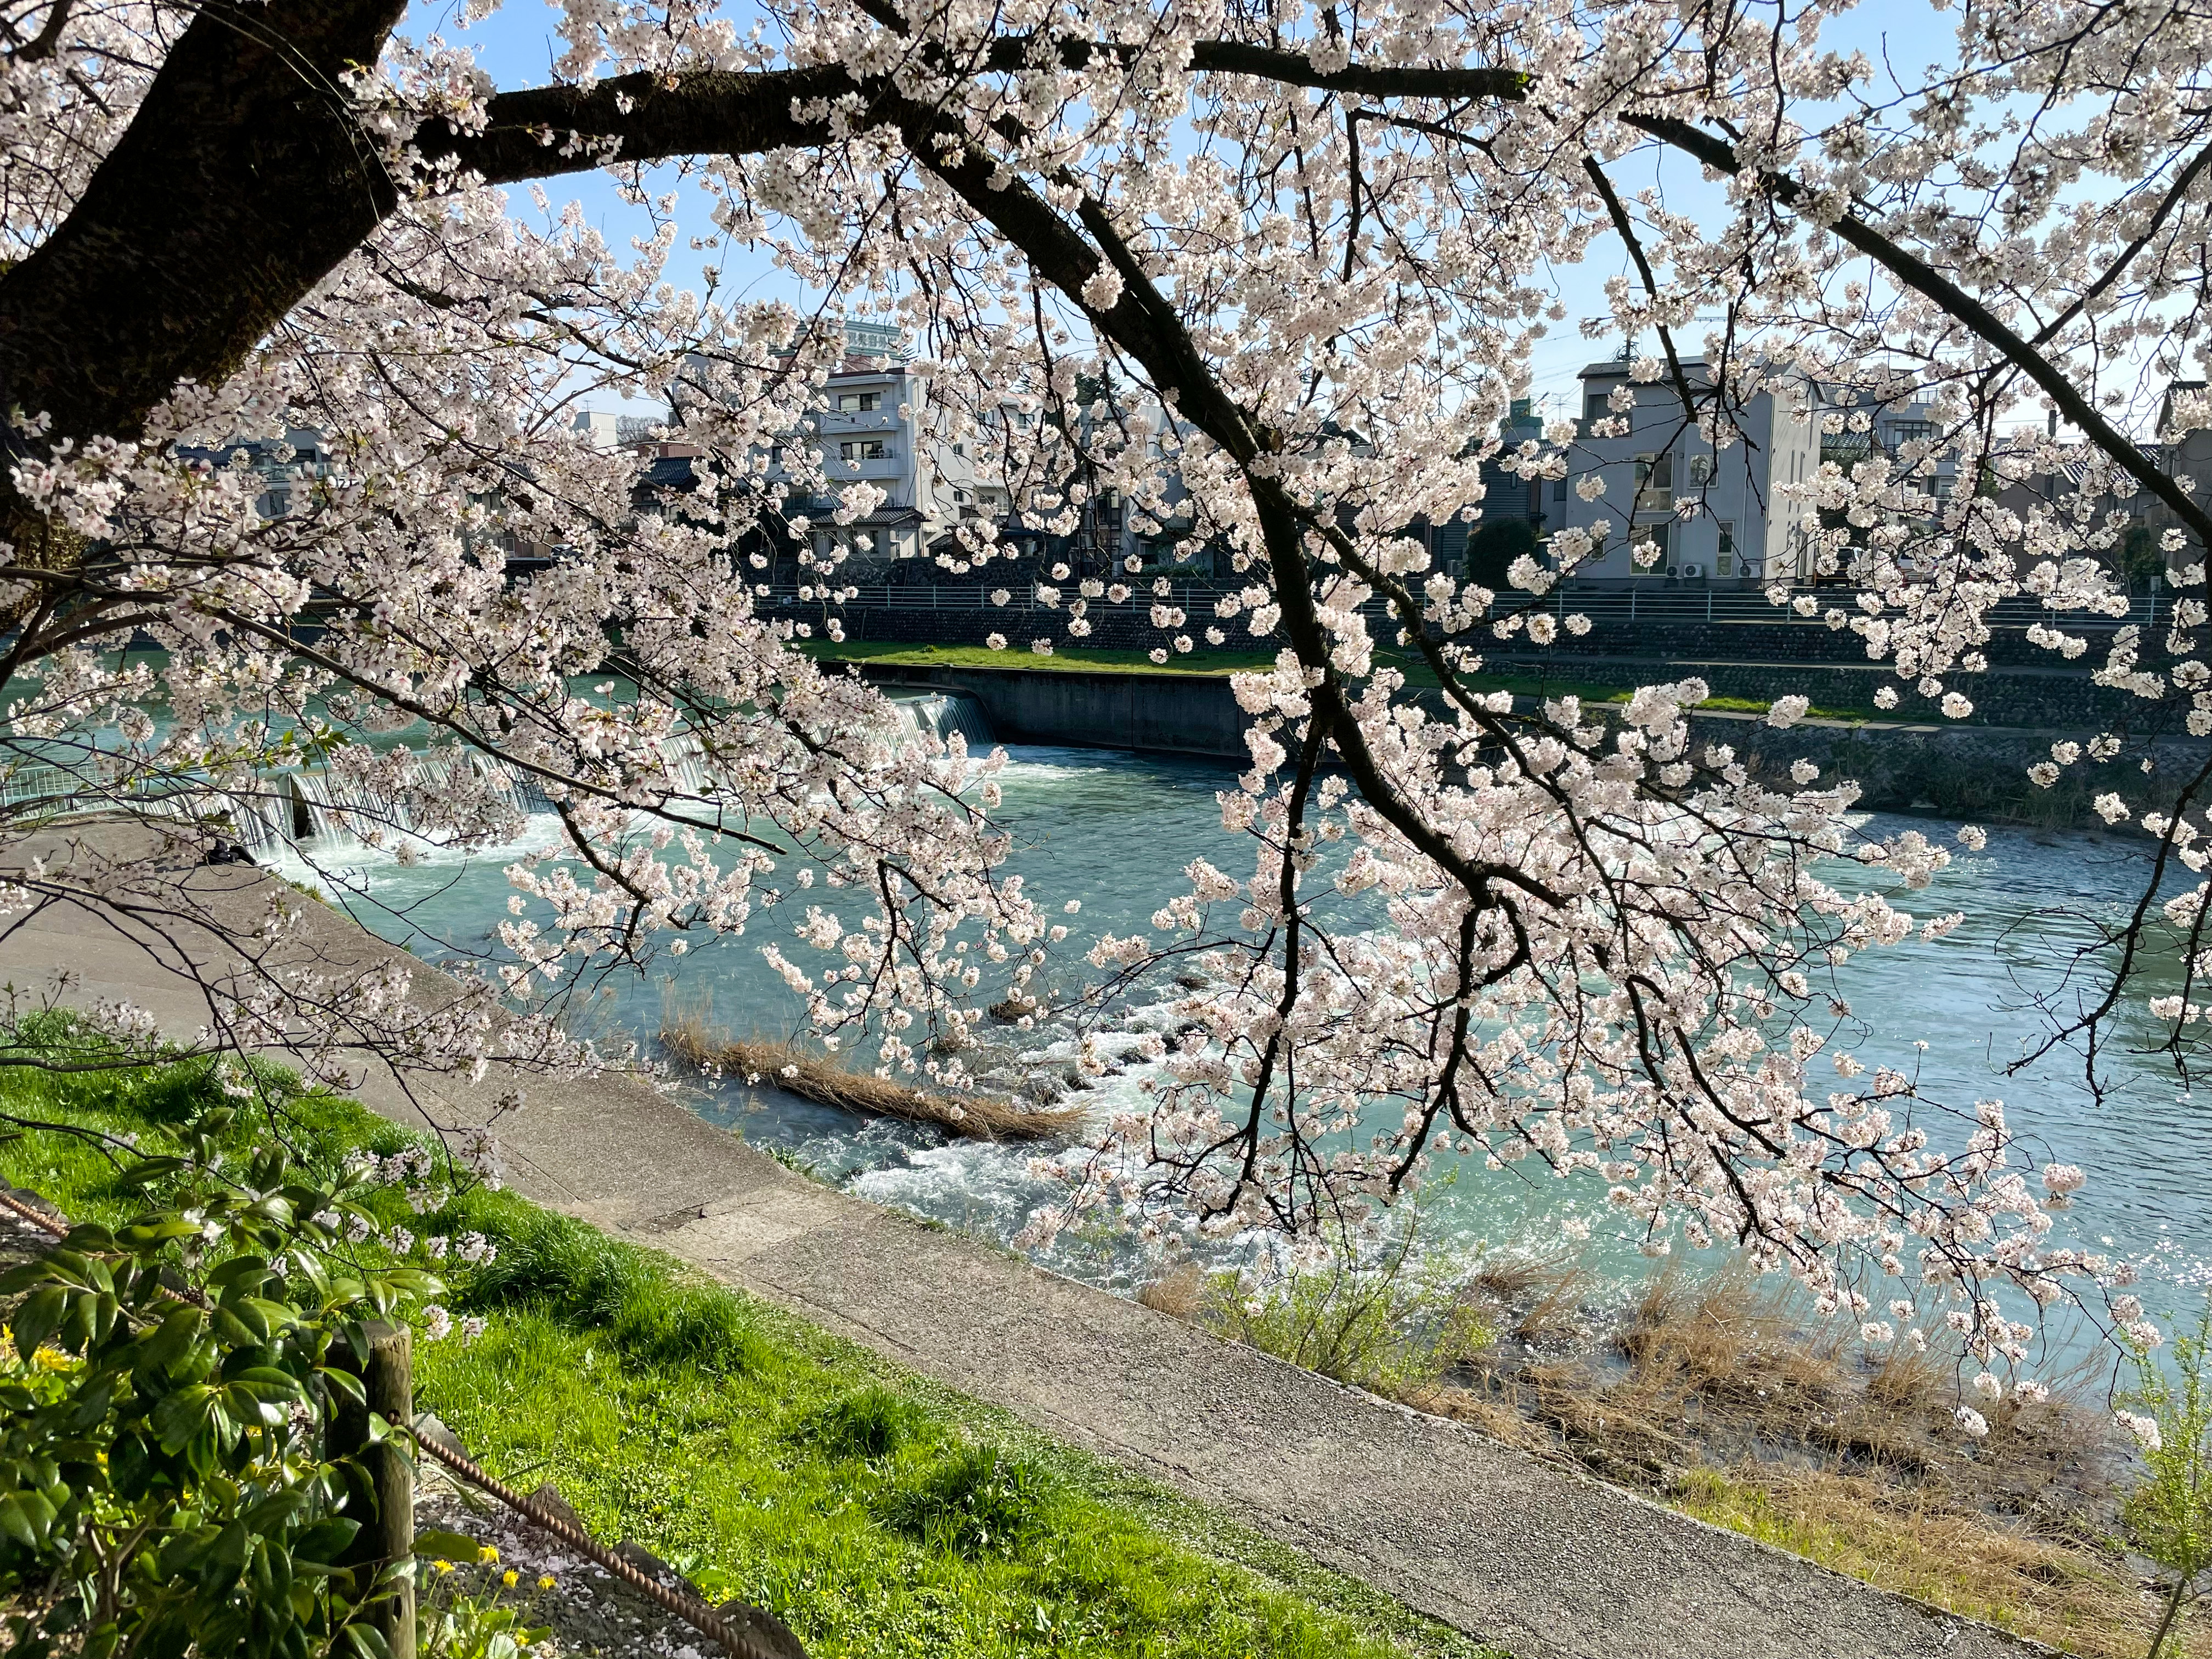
[263,735,2212,1356]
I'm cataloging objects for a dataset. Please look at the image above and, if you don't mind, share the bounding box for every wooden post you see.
[332,1322,416,1659]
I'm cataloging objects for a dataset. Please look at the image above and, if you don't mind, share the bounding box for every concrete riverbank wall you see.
[843,657,2203,826]
[856,661,1256,758]
[803,596,2150,727]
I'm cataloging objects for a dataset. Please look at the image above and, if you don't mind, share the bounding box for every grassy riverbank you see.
[0,1025,1497,1659]
[1141,1253,2169,1659]
[803,640,1880,722]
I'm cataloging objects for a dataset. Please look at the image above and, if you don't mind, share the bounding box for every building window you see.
[1634,520,1671,573]
[1717,521,1735,576]
[840,439,888,462]
[836,391,881,413]
[1633,452,1672,504]
[1930,474,1955,499]
[1687,454,1713,486]
[1553,475,1568,501]
[1889,419,1934,447]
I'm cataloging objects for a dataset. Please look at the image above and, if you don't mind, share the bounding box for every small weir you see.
[217,754,563,856]
[887,690,994,749]
[10,693,994,860]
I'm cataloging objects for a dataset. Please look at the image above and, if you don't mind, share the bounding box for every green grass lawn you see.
[0,1029,1502,1659]
[803,639,1282,677]
[802,640,1880,724]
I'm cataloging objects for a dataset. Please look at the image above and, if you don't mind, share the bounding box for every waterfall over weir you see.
[29,696,990,860]
[889,690,994,750]
[200,752,563,859]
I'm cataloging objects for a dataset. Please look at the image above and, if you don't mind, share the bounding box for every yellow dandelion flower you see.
[478,1545,499,1564]
[432,1560,455,1576]
[537,1576,556,1591]
[503,1570,518,1588]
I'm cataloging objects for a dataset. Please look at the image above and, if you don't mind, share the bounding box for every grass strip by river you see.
[0,1018,1500,1659]
[800,640,1880,720]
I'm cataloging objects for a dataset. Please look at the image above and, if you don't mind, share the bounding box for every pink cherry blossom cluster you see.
[8,0,2212,1368]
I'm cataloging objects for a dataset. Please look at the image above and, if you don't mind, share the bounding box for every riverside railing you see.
[761,581,2174,632]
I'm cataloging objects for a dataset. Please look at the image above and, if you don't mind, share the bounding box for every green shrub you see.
[0,1110,444,1659]
[455,1201,763,1372]
[883,1442,1053,1557]
[610,1280,767,1372]
[459,1206,652,1325]
[1203,1221,1493,1399]
[2119,1304,2212,1657]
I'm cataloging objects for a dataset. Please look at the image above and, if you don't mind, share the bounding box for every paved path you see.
[1,824,2040,1659]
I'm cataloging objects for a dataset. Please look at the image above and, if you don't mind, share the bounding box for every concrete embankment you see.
[814,593,2151,726]
[843,656,2198,825]
[853,659,1257,758]
[4,822,2035,1659]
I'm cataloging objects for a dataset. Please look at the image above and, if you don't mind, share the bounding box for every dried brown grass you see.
[1402,1260,2141,1657]
[1137,1263,1208,1321]
[1509,1261,1598,1348]
[661,1011,1082,1143]
[1672,1466,2194,1659]
[1125,1240,2152,1655]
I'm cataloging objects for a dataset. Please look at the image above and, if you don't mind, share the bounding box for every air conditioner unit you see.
[1677,562,1705,579]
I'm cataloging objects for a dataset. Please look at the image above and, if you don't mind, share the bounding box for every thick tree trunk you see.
[0,0,407,452]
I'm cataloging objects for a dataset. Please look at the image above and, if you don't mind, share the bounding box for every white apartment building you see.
[655,322,984,578]
[648,326,1220,578]
[571,410,667,450]
[790,320,984,573]
[2145,382,2212,578]
[1550,358,1825,585]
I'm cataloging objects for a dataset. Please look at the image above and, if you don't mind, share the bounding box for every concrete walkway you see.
[1,825,2039,1659]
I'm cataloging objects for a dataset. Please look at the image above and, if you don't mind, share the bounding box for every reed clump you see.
[1138,1215,1496,1407]
[661,1008,1082,1143]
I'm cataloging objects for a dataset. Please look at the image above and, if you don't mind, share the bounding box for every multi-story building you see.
[650,322,984,580]
[176,427,333,519]
[1413,398,1549,576]
[2143,382,2212,579]
[569,410,670,450]
[1550,358,1825,585]
[787,320,976,573]
[1818,394,1962,508]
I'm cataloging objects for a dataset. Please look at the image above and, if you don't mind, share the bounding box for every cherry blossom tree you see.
[2,0,2206,1367]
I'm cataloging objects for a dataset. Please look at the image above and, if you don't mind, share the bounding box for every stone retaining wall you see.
[858,661,1254,758]
[1481,652,2148,730]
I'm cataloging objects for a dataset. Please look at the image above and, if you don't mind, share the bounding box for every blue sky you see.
[410,0,2010,422]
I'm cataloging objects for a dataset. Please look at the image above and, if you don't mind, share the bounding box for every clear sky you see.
[409,0,2059,430]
